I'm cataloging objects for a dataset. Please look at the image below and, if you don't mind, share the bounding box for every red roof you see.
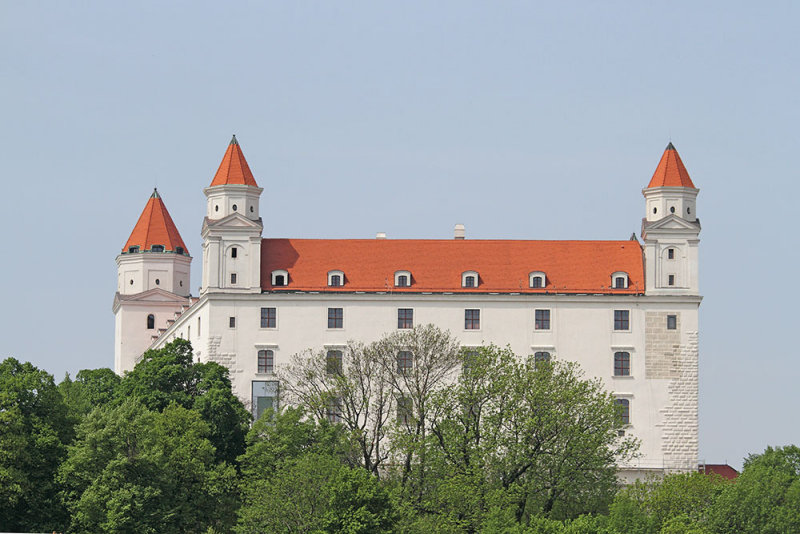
[700,464,739,480]
[209,135,258,187]
[647,142,696,189]
[122,189,188,254]
[260,239,643,294]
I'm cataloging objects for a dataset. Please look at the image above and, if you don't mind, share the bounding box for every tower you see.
[201,135,264,294]
[641,143,701,294]
[113,189,192,373]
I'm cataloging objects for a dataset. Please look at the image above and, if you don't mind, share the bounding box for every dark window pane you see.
[616,398,630,425]
[229,316,236,328]
[397,351,413,372]
[614,310,629,330]
[668,275,675,286]
[531,276,543,288]
[464,276,475,288]
[668,248,674,259]
[146,314,155,329]
[330,274,342,287]
[326,350,343,374]
[261,307,276,328]
[614,351,630,376]
[275,274,285,286]
[615,277,626,289]
[258,349,274,374]
[328,308,343,328]
[667,315,677,330]
[465,309,480,329]
[534,351,550,364]
[231,247,237,258]
[398,308,413,329]
[535,309,550,330]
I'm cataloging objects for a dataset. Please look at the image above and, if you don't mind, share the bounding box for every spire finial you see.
[666,141,676,151]
[151,187,161,199]
[230,134,238,146]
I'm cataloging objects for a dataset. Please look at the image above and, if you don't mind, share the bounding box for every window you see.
[258,349,274,374]
[229,316,236,328]
[398,308,413,329]
[397,395,413,425]
[668,274,675,286]
[176,246,184,255]
[667,315,677,330]
[395,271,411,287]
[612,272,629,289]
[615,277,625,289]
[397,351,413,372]
[197,317,201,336]
[151,245,164,252]
[465,309,480,330]
[535,309,550,330]
[534,351,551,364]
[529,272,546,288]
[231,247,237,258]
[252,380,279,420]
[328,308,343,329]
[146,314,155,329]
[232,204,238,211]
[271,270,288,287]
[230,273,237,284]
[326,350,343,375]
[462,349,479,374]
[614,352,630,376]
[327,397,342,423]
[155,279,160,285]
[260,307,276,328]
[614,310,629,331]
[128,246,139,253]
[668,248,674,259]
[328,270,344,287]
[616,398,630,425]
[462,271,479,288]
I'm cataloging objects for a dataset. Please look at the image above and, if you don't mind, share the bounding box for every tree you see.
[58,400,239,533]
[120,338,251,464]
[236,408,394,533]
[709,445,800,534]
[0,357,73,532]
[58,367,122,418]
[424,346,638,527]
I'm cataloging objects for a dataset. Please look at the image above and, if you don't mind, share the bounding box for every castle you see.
[113,137,701,477]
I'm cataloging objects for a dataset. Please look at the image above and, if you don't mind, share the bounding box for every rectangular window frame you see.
[260,307,277,329]
[464,309,481,330]
[667,314,677,330]
[257,349,275,374]
[613,351,631,377]
[397,308,414,329]
[613,310,630,331]
[327,307,344,329]
[534,309,551,330]
[229,316,236,329]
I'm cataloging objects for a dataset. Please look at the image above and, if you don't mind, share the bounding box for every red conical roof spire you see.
[647,142,696,189]
[209,134,258,187]
[122,189,189,254]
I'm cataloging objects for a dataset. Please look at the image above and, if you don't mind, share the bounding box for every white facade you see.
[115,140,702,476]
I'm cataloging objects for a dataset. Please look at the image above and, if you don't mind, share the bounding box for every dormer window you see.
[271,270,288,287]
[395,270,411,288]
[128,246,139,253]
[176,247,184,255]
[612,272,629,289]
[462,271,479,288]
[151,245,164,252]
[529,272,546,289]
[328,270,345,287]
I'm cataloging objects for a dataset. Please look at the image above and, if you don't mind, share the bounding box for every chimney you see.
[376,232,387,239]
[454,224,465,240]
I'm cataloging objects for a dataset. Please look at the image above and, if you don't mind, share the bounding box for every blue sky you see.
[2,1,798,469]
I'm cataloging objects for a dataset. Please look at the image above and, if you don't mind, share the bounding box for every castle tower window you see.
[529,272,546,289]
[231,247,237,258]
[146,314,155,329]
[231,273,237,284]
[151,245,164,252]
[668,248,674,259]
[667,314,677,330]
[462,271,479,288]
[176,247,184,255]
[232,204,238,211]
[668,274,675,286]
[128,246,139,253]
[328,270,345,287]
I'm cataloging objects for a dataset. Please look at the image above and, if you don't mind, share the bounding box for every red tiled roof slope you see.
[123,190,188,254]
[209,135,258,187]
[261,239,643,294]
[647,142,696,189]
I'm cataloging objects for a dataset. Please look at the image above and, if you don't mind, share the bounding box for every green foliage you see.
[236,408,395,533]
[58,400,238,533]
[121,339,251,464]
[58,367,122,418]
[0,357,72,532]
[708,445,800,534]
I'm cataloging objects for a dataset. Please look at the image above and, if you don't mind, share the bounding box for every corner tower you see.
[113,189,192,373]
[201,135,264,294]
[641,143,701,294]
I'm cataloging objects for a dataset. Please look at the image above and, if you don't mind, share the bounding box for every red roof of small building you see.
[647,142,696,189]
[260,238,644,294]
[209,135,258,187]
[122,189,188,254]
[700,464,739,480]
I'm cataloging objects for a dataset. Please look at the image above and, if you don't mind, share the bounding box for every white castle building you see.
[113,136,701,476]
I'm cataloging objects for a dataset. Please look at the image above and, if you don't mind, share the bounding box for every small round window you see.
[129,279,134,285]
[180,280,183,287]
[232,204,238,211]
[250,206,254,212]
[215,205,219,212]
[155,279,160,285]
[670,206,675,213]
[687,207,691,214]
[653,207,657,214]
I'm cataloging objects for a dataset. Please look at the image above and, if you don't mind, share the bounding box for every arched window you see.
[529,271,546,289]
[257,350,274,374]
[271,270,288,287]
[462,271,479,288]
[395,270,412,287]
[328,270,345,287]
[146,314,155,329]
[611,272,629,289]
[615,398,630,425]
[534,351,551,364]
